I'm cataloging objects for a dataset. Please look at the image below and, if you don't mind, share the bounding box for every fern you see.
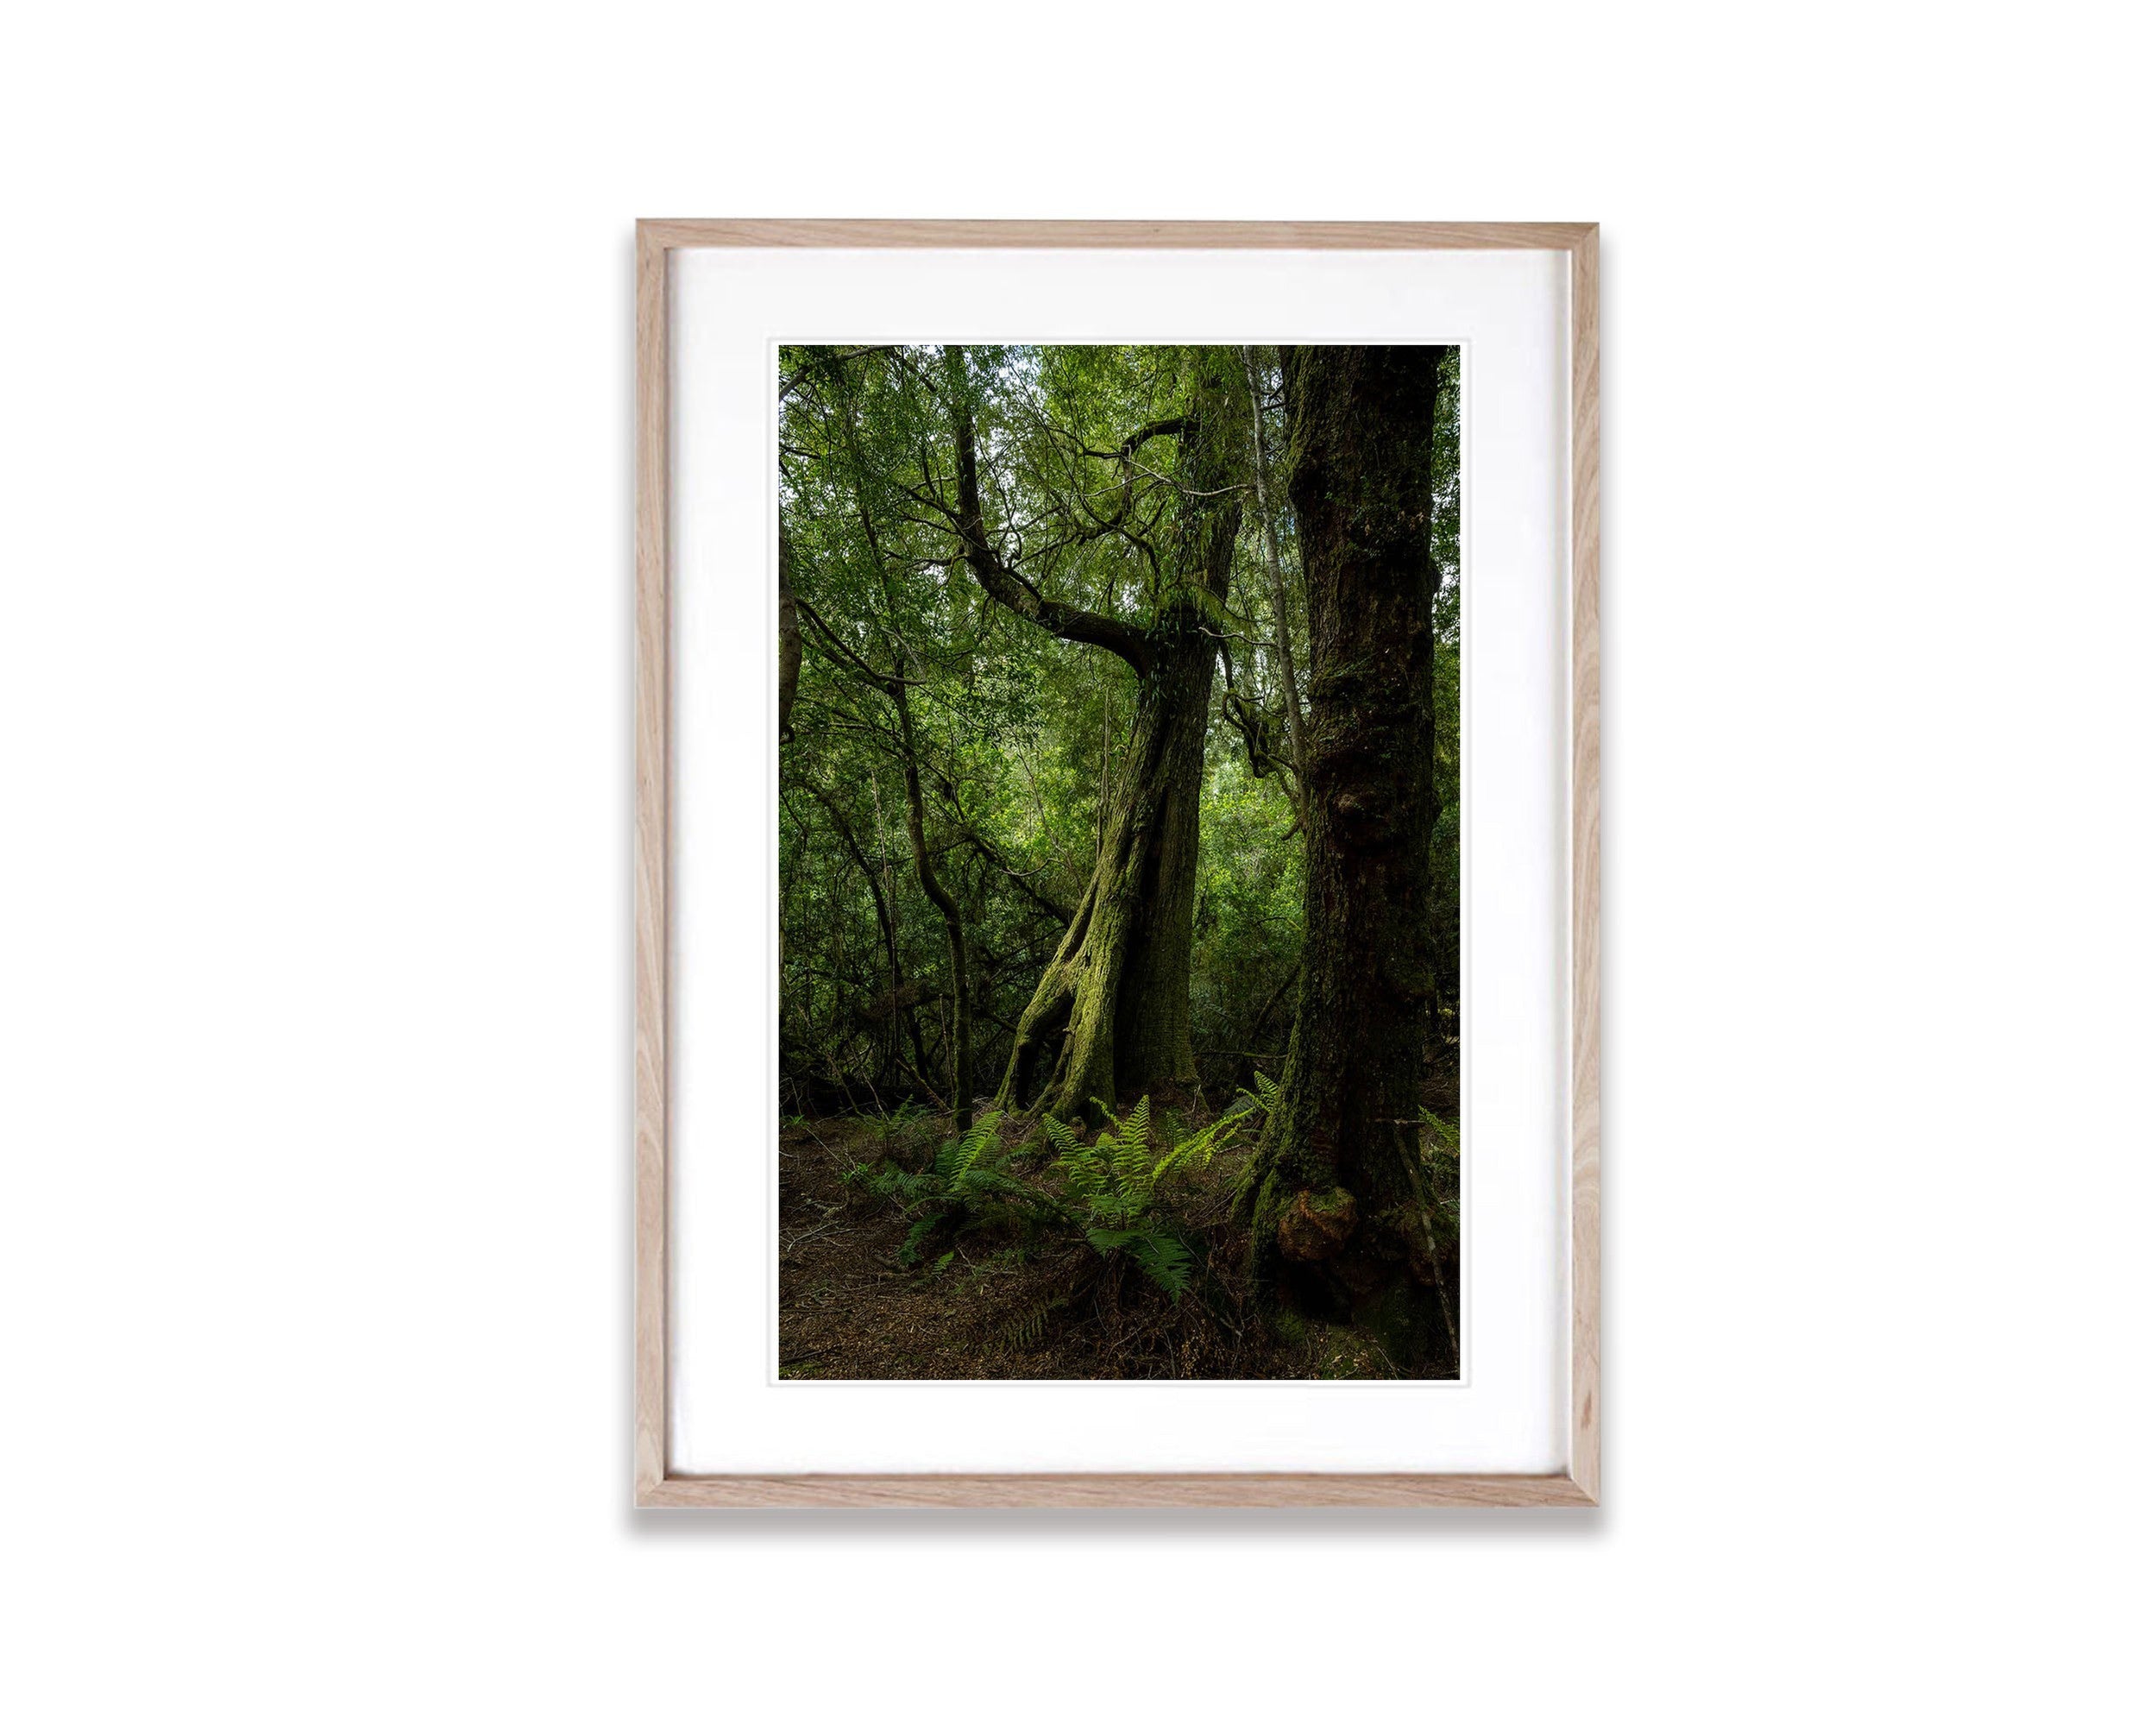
[1127,1230,1196,1300]
[998,1296,1057,1350]
[872,1095,1248,1302]
[897,1212,942,1268]
[1088,1224,1196,1298]
[946,1111,1002,1181]
[1417,1109,1462,1234]
[1237,1070,1281,1119]
[1153,1092,1259,1186]
[870,1110,1065,1272]
[1049,1094,1257,1301]
[1088,1095,1153,1202]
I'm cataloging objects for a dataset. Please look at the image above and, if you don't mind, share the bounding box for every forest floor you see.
[778,1075,1459,1381]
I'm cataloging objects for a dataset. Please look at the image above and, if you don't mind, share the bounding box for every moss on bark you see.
[996,357,1243,1122]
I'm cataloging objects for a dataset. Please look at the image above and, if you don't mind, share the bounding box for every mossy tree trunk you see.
[997,589,1223,1118]
[1246,345,1451,1370]
[952,357,1243,1121]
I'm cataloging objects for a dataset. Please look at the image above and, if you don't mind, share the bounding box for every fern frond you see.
[998,1297,1056,1350]
[1056,1117,1109,1201]
[1112,1095,1153,1195]
[1152,1095,1258,1184]
[1063,1155,1106,1202]
[1417,1106,1461,1166]
[950,1111,1003,1180]
[1127,1229,1195,1300]
[1119,1095,1151,1158]
[871,1165,937,1208]
[897,1213,941,1268]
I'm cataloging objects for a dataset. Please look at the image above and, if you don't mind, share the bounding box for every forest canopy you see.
[777,343,1462,1379]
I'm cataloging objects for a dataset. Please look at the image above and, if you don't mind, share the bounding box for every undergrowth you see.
[835,1086,1462,1372]
[851,1092,1261,1298]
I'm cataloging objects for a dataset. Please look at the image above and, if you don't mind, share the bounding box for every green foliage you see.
[777,341,1459,1124]
[1417,1107,1463,1269]
[1417,1105,1461,1156]
[776,340,1466,1190]
[855,1092,1263,1299]
[1084,1227,1196,1301]
[1227,1071,1283,1212]
[1158,1103,1253,1180]
[1041,1093,1260,1300]
[863,1111,1056,1267]
[1428,343,1465,1023]
[998,1296,1057,1350]
[782,343,1467,1376]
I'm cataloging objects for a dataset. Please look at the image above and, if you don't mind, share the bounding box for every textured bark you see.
[976,358,1243,1120]
[1001,603,1220,1118]
[1247,346,1450,1370]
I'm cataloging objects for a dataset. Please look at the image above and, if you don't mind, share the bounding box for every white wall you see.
[3,4,2147,1720]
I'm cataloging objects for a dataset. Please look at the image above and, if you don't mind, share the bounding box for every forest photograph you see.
[776,342,1461,1379]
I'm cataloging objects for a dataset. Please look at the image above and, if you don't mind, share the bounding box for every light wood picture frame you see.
[635,220,1599,1507]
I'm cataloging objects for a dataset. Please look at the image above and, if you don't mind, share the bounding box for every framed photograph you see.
[636,221,1599,1505]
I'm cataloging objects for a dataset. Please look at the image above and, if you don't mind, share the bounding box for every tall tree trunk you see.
[1000,606,1220,1117]
[1245,345,1450,1370]
[986,357,1242,1120]
[891,676,973,1130]
[1240,345,1306,803]
[801,778,906,1092]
